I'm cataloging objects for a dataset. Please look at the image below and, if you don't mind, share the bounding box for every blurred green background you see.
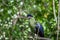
[0,0,59,40]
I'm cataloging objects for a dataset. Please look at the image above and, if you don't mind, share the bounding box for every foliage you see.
[0,0,59,40]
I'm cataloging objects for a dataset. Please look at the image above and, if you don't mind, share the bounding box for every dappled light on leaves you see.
[0,0,58,40]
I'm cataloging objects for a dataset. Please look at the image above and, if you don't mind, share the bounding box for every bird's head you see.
[27,14,33,19]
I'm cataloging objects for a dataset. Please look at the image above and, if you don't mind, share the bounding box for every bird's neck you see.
[29,17,36,27]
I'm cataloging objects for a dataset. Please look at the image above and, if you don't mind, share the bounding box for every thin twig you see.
[12,0,25,26]
[27,36,51,40]
[2,0,11,6]
[53,0,57,23]
[57,0,60,40]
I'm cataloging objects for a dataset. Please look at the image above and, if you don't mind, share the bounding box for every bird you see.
[27,14,36,27]
[27,14,44,37]
[35,22,44,37]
